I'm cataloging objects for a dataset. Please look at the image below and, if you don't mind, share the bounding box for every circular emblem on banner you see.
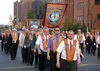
[48,11,61,25]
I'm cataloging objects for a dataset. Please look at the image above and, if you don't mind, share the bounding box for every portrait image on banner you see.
[27,19,42,29]
[44,3,67,28]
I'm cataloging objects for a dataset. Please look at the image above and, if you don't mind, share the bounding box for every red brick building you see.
[74,0,100,31]
[14,0,100,31]
[14,0,36,25]
[90,0,100,31]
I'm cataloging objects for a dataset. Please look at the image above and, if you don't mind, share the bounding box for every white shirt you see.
[19,33,22,40]
[74,34,85,43]
[19,33,25,47]
[36,34,49,52]
[97,36,100,44]
[57,39,79,61]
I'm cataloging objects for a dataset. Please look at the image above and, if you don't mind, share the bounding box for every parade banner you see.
[44,3,68,28]
[27,19,43,29]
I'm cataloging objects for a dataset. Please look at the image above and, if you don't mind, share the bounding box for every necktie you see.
[70,40,72,53]
[56,36,59,48]
[46,36,48,45]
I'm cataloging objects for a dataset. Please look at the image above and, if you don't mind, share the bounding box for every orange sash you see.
[95,35,97,41]
[64,39,76,61]
[11,32,18,40]
[2,34,3,38]
[29,32,33,40]
[77,34,82,42]
[35,32,39,38]
[89,34,93,41]
[41,34,48,50]
[52,35,63,53]
[22,32,26,37]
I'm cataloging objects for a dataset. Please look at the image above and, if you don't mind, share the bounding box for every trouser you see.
[26,47,31,64]
[1,42,3,52]
[86,44,88,53]
[25,47,34,65]
[79,43,84,53]
[50,51,60,71]
[22,48,27,63]
[6,44,10,54]
[60,59,77,71]
[38,51,50,71]
[4,44,7,54]
[29,48,34,65]
[87,45,91,54]
[98,44,100,59]
[35,51,39,66]
[92,45,96,55]
[10,43,18,60]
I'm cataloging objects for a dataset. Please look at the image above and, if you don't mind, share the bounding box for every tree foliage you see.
[61,18,87,33]
[61,17,68,31]
[27,8,36,19]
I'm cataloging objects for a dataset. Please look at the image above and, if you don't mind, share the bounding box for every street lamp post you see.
[17,0,20,24]
[17,0,18,24]
[88,0,90,30]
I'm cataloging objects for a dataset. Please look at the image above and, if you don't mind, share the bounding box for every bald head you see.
[68,30,74,40]
[77,29,81,34]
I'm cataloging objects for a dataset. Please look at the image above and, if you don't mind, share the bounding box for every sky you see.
[0,0,19,25]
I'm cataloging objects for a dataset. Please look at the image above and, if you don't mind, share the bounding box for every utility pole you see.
[88,0,90,30]
[83,0,84,24]
[17,0,19,24]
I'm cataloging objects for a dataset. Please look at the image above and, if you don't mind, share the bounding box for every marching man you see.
[36,27,50,71]
[56,30,79,71]
[74,29,85,53]
[10,29,19,60]
[47,27,63,71]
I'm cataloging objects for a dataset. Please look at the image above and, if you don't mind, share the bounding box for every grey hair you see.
[43,27,49,30]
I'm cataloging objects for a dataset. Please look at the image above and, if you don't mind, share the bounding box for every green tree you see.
[68,23,80,34]
[27,8,36,19]
[61,17,68,31]
[80,23,87,33]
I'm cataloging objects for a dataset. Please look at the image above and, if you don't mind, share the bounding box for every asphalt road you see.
[0,46,100,71]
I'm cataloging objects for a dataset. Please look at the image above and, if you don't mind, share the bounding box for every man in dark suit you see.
[10,29,19,60]
[2,32,7,54]
[86,32,93,54]
[6,30,12,54]
[92,35,96,55]
[0,32,2,51]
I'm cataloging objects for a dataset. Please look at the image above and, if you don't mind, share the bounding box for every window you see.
[77,16,84,22]
[97,14,100,19]
[80,16,81,21]
[95,0,100,5]
[77,16,80,21]
[78,2,84,9]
